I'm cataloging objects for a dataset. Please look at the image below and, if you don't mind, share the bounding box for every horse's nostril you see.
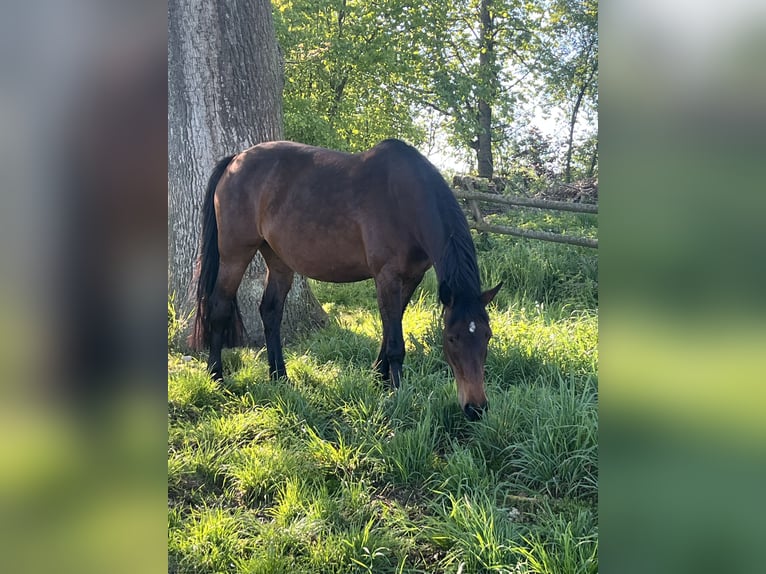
[463,402,488,421]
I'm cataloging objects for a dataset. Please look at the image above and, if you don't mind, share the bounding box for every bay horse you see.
[188,139,501,420]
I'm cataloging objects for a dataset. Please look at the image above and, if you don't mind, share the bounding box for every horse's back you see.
[235,138,430,203]
[230,139,432,224]
[218,140,439,281]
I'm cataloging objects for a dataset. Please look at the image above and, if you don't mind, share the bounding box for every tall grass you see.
[169,209,598,573]
[168,293,193,351]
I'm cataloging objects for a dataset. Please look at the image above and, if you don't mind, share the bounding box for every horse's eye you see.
[447,335,457,344]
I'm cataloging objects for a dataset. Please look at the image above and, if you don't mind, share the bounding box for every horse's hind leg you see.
[258,244,294,380]
[207,250,256,380]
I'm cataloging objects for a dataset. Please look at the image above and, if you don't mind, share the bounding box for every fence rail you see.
[470,219,598,249]
[453,188,598,214]
[452,178,598,249]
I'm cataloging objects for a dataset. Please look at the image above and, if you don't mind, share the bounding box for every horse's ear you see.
[439,281,453,307]
[481,282,503,306]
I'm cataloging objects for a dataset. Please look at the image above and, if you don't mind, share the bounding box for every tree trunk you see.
[476,0,494,179]
[586,142,598,178]
[168,0,326,348]
[477,100,493,179]
[565,61,597,183]
[564,85,583,184]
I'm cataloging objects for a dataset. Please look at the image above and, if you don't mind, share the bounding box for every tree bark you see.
[477,99,493,179]
[168,0,326,348]
[564,83,584,183]
[476,0,495,179]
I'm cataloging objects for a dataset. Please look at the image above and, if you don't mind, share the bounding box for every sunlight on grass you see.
[168,358,221,411]
[224,442,318,505]
[169,507,252,573]
[425,488,523,572]
[489,305,598,383]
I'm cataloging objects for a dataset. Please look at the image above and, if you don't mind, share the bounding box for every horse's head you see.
[439,281,503,420]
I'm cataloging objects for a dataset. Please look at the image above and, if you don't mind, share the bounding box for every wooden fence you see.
[452,176,598,249]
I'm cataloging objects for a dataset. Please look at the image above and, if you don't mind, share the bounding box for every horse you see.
[188,139,502,420]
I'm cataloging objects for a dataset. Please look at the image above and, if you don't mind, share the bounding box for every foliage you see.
[541,0,598,108]
[169,208,598,572]
[272,0,598,179]
[412,0,541,166]
[495,125,559,188]
[535,0,599,181]
[273,0,427,151]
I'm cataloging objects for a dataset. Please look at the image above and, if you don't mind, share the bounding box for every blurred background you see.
[600,1,766,572]
[0,0,764,572]
[0,1,167,573]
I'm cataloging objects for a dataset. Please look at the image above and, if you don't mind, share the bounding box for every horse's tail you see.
[188,154,245,350]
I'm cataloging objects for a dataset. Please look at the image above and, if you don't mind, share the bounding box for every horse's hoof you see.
[372,364,389,381]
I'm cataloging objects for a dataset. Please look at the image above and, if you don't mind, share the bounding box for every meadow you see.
[168,208,598,573]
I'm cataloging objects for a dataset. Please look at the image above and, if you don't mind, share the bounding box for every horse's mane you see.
[439,228,482,301]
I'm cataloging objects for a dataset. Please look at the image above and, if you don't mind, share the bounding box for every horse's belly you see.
[263,231,372,283]
[305,265,372,283]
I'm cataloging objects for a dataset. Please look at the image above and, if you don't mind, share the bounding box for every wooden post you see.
[464,179,487,226]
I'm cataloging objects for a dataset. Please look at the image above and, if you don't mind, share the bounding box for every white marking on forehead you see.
[468,321,476,333]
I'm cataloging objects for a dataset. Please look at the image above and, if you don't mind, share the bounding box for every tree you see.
[539,0,598,182]
[168,0,326,347]
[273,0,541,174]
[273,0,426,151]
[272,0,598,182]
[500,125,557,188]
[412,0,540,179]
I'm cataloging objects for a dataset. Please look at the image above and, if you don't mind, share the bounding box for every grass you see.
[169,210,598,573]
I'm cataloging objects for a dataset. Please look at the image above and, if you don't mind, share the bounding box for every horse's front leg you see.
[373,272,424,385]
[373,322,390,381]
[374,276,405,388]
